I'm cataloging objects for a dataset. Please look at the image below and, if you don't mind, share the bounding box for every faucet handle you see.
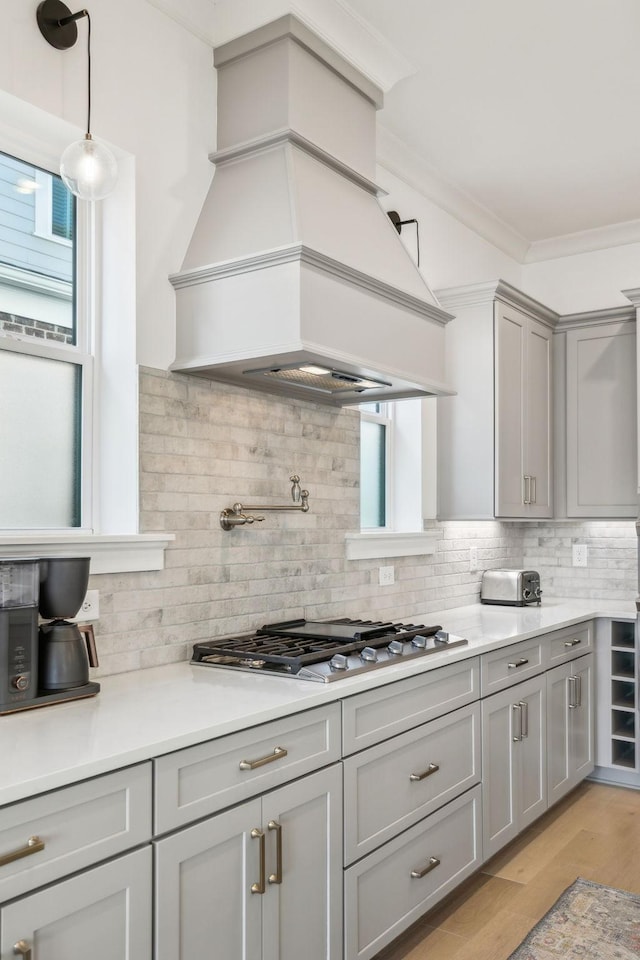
[290,475,301,502]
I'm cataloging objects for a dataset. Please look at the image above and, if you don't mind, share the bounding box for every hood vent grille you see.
[247,364,391,395]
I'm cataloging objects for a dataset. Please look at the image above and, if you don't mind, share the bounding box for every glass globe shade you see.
[60,135,118,201]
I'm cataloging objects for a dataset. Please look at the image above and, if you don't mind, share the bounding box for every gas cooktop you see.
[191,617,468,682]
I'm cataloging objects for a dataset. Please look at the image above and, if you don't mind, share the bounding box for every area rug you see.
[507,877,640,959]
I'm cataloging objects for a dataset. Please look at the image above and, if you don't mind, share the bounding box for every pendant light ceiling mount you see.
[36,0,117,201]
[36,0,86,50]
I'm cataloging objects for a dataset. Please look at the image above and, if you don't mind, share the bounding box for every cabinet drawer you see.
[342,657,480,755]
[546,622,592,667]
[0,763,152,901]
[154,703,341,833]
[344,785,482,960]
[481,637,544,695]
[344,703,480,864]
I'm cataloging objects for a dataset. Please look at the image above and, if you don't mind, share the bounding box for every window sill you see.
[0,534,174,574]
[345,530,439,561]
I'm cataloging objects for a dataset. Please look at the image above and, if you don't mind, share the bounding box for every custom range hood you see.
[170,15,454,405]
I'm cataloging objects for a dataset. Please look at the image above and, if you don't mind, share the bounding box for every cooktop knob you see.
[388,639,404,655]
[434,631,450,644]
[411,635,427,648]
[360,646,378,662]
[329,654,349,671]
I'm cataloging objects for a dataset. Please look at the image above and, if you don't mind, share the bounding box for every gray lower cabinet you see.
[1,847,152,959]
[547,653,594,804]
[481,673,547,860]
[344,785,482,960]
[154,763,343,960]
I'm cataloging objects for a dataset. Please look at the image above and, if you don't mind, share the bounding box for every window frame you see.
[0,92,171,572]
[360,401,394,531]
[33,168,74,247]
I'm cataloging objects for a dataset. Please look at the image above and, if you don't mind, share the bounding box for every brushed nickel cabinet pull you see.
[508,658,529,669]
[519,700,529,738]
[13,941,31,959]
[564,638,581,648]
[411,856,441,879]
[575,674,582,707]
[410,762,440,782]
[251,828,266,894]
[568,676,577,709]
[531,476,537,504]
[512,702,523,742]
[523,475,531,505]
[239,746,288,770]
[268,820,283,884]
[0,835,45,868]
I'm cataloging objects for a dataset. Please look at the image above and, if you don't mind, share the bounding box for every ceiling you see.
[346,0,640,253]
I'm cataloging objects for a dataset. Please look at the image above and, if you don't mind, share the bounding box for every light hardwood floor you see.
[374,780,640,960]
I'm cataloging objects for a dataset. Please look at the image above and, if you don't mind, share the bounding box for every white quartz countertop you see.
[0,597,634,806]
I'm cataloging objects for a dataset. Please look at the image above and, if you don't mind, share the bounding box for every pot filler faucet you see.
[220,475,310,530]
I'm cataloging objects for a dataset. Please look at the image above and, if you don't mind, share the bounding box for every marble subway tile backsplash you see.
[88,368,637,677]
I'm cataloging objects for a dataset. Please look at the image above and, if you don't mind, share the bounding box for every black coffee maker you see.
[38,557,100,695]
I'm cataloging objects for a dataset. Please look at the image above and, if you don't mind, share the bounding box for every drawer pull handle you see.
[568,675,582,709]
[564,638,581,648]
[0,835,45,868]
[508,658,529,669]
[13,942,31,959]
[410,762,440,782]
[239,746,288,771]
[512,702,523,742]
[268,820,283,884]
[411,856,441,879]
[251,828,266,894]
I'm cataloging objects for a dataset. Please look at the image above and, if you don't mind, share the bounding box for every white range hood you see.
[170,15,454,405]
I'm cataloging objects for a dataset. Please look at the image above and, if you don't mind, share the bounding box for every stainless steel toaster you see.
[480,569,542,606]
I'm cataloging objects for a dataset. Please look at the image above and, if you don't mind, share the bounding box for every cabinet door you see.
[495,303,552,518]
[566,322,637,517]
[154,798,262,960]
[495,303,526,517]
[262,764,342,960]
[1,848,151,960]
[547,655,594,805]
[482,674,547,860]
[525,317,552,517]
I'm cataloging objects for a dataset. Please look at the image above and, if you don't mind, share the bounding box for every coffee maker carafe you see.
[38,557,99,692]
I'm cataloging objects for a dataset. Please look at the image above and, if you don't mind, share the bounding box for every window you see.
[360,402,391,529]
[349,398,438,560]
[0,91,169,571]
[0,149,91,531]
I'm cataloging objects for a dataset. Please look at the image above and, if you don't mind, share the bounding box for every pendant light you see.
[37,0,117,201]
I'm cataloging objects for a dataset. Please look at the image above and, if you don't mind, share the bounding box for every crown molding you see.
[376,125,530,264]
[436,279,559,327]
[525,220,640,263]
[145,0,415,92]
[622,287,640,308]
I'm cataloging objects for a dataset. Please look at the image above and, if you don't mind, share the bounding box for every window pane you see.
[360,419,386,527]
[0,351,81,528]
[0,151,75,343]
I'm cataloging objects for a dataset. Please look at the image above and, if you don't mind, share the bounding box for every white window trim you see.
[0,91,172,572]
[345,529,438,560]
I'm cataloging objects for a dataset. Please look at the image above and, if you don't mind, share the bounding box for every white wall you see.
[524,244,640,314]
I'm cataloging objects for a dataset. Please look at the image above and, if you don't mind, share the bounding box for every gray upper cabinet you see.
[437,280,554,520]
[564,319,637,517]
[495,301,553,518]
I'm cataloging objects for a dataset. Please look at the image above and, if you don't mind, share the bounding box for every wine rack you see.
[595,619,638,777]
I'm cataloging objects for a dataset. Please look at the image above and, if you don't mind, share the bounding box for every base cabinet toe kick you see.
[0,618,603,960]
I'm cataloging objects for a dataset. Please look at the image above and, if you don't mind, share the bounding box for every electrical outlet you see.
[470,546,478,571]
[379,565,395,586]
[80,589,100,620]
[572,544,588,568]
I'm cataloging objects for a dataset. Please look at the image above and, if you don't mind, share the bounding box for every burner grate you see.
[192,618,443,675]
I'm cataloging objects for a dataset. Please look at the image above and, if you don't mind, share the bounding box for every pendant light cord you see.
[85,11,91,137]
